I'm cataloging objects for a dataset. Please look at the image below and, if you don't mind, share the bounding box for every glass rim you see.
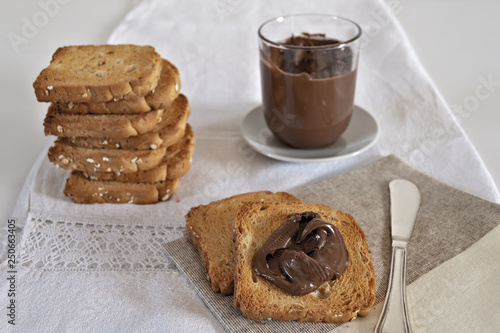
[258,14,362,50]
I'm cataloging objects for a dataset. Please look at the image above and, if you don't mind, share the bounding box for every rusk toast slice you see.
[185,191,302,296]
[57,59,181,114]
[58,94,190,150]
[48,143,167,174]
[82,124,194,183]
[44,106,163,139]
[233,202,376,323]
[144,59,180,112]
[162,123,195,179]
[64,172,180,204]
[34,44,162,103]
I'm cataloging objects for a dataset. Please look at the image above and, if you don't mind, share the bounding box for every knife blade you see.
[374,179,420,333]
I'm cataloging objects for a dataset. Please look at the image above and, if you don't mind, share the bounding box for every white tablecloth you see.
[3,0,499,332]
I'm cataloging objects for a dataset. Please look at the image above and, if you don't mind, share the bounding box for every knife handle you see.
[374,245,411,333]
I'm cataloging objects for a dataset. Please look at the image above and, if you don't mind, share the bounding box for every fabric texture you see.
[3,0,499,332]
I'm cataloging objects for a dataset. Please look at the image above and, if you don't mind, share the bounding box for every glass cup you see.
[258,14,362,149]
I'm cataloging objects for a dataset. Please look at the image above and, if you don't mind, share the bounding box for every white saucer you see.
[241,105,379,163]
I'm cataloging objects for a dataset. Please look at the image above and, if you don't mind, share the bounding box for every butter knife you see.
[374,179,420,333]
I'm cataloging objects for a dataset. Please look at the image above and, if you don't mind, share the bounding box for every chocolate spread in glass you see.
[260,33,357,148]
[252,212,349,296]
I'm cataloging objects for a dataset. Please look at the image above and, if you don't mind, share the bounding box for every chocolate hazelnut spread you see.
[260,33,357,148]
[252,212,349,296]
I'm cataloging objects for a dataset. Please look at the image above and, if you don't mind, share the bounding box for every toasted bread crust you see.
[34,45,162,103]
[145,59,181,110]
[81,124,194,183]
[64,172,180,204]
[162,124,195,179]
[233,202,376,323]
[56,59,181,114]
[44,106,164,139]
[185,191,302,295]
[57,95,190,150]
[48,143,167,174]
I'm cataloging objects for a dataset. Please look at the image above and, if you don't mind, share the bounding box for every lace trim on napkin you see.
[18,216,183,271]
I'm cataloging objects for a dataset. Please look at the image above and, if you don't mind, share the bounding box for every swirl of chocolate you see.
[252,212,349,296]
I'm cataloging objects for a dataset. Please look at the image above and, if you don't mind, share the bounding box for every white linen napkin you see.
[3,0,499,332]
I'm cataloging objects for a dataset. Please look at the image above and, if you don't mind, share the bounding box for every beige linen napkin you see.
[164,155,500,332]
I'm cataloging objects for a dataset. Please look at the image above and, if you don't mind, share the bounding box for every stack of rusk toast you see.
[33,44,193,204]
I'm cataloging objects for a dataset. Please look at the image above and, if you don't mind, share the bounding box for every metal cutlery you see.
[374,179,421,333]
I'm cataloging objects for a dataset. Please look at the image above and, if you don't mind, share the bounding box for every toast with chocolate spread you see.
[185,192,302,295]
[233,202,376,323]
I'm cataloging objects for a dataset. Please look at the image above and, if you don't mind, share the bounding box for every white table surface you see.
[1,0,499,230]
